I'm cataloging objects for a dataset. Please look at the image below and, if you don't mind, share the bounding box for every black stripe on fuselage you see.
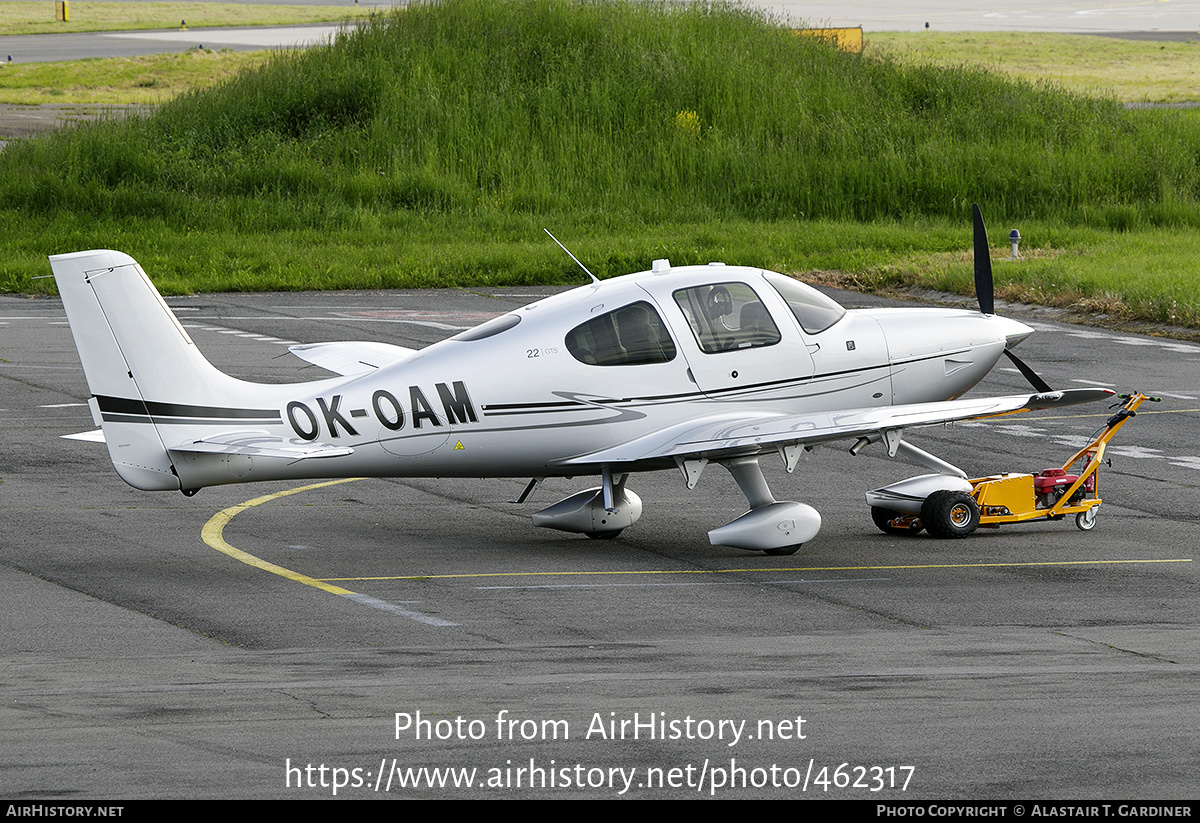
[94,395,281,423]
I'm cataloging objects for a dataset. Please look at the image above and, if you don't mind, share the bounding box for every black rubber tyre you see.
[871,507,924,536]
[1075,508,1098,531]
[763,545,801,556]
[920,491,980,539]
[586,530,622,540]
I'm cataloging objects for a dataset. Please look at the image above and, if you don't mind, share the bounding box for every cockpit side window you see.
[763,272,846,334]
[565,301,677,366]
[672,282,781,354]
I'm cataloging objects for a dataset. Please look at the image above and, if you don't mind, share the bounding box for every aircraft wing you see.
[559,388,1115,466]
[288,341,419,376]
[168,431,353,460]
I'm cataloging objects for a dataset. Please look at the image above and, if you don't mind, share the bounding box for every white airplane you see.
[51,207,1112,554]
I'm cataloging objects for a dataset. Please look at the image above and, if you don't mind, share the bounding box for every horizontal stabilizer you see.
[169,431,353,460]
[560,388,1115,466]
[62,429,106,443]
[288,341,419,376]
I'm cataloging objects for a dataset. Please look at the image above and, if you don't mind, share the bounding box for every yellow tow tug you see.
[867,393,1159,539]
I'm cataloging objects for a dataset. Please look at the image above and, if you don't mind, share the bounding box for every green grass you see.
[0,2,379,35]
[0,48,273,105]
[4,0,1200,331]
[12,0,1199,227]
[868,32,1200,104]
[6,212,1200,328]
[0,213,950,294]
[813,222,1200,328]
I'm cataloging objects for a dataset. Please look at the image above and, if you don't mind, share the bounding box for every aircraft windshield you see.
[762,272,845,334]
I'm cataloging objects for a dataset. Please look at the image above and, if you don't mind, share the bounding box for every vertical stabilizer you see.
[50,250,248,490]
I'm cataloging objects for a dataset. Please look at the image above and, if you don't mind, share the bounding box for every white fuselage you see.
[156,263,1030,490]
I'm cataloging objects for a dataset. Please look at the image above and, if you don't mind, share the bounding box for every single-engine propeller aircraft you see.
[52,206,1112,554]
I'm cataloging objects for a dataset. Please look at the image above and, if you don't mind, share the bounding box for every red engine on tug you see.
[1034,467,1095,494]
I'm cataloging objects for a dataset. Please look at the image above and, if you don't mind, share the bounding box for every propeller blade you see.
[1003,348,1053,393]
[972,203,994,315]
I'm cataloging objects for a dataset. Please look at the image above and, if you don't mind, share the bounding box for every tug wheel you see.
[921,491,980,539]
[1075,508,1098,531]
[871,507,924,536]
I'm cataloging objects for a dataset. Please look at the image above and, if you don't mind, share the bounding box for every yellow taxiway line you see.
[201,477,460,625]
[201,478,364,595]
[324,557,1191,582]
[202,479,1190,590]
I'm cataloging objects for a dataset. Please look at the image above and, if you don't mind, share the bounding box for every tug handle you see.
[1106,408,1135,426]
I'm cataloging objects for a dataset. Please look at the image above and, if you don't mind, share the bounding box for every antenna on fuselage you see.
[544,229,600,285]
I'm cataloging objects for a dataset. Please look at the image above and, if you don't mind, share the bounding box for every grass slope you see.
[3,0,1200,328]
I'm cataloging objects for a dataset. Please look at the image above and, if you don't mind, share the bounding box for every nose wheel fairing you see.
[531,473,642,538]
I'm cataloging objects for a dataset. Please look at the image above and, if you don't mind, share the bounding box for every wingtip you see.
[1027,387,1116,408]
